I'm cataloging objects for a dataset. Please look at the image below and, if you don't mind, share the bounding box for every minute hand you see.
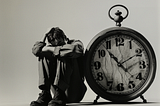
[121,54,137,64]
[120,53,140,64]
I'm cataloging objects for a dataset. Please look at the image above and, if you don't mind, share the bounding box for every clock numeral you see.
[96,72,103,81]
[107,81,113,90]
[115,37,124,46]
[129,40,132,49]
[106,40,111,49]
[94,61,101,70]
[139,60,146,69]
[136,73,143,80]
[98,50,106,58]
[136,48,142,57]
[117,83,124,91]
[128,81,135,89]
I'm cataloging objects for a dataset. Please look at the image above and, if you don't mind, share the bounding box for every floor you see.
[67,102,160,106]
[0,102,159,106]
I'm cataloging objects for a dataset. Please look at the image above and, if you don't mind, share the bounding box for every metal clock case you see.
[84,5,156,103]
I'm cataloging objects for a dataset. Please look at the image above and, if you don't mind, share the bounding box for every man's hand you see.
[40,34,48,43]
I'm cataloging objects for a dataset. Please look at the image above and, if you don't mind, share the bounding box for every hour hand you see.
[102,45,118,62]
[108,51,118,63]
[107,51,127,72]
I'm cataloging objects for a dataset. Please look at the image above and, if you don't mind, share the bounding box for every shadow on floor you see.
[67,101,159,106]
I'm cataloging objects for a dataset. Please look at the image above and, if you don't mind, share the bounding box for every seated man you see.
[31,27,86,106]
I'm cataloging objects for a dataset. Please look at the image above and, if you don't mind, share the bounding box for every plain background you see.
[0,0,160,105]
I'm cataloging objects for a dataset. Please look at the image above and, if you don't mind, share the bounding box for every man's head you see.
[46,27,68,46]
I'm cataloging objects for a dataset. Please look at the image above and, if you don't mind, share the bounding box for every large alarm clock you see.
[84,5,156,103]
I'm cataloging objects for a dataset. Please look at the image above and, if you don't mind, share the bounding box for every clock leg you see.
[93,95,100,104]
[140,95,147,103]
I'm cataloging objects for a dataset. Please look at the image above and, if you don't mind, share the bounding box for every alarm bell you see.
[114,10,124,26]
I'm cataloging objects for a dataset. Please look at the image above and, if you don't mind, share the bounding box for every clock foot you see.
[93,95,100,104]
[140,95,147,103]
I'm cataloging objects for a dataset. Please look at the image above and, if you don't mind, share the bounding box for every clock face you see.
[92,34,149,95]
[85,27,156,102]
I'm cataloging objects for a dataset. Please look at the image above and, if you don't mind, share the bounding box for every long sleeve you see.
[54,40,84,58]
[32,41,46,57]
[32,41,54,59]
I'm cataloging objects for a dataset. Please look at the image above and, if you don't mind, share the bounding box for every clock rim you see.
[84,27,156,102]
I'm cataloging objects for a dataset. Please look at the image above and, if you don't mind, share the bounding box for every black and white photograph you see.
[0,0,159,106]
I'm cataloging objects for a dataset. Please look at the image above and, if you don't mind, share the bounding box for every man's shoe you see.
[30,90,52,106]
[48,100,66,106]
[48,87,66,106]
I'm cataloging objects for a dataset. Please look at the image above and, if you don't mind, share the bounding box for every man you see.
[31,27,86,106]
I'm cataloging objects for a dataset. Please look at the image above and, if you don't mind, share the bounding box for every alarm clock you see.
[84,5,156,103]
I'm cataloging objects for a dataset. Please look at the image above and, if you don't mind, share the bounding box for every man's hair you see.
[46,27,68,43]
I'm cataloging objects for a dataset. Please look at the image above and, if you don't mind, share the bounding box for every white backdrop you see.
[0,0,160,105]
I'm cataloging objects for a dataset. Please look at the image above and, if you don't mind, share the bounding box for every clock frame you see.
[84,27,156,102]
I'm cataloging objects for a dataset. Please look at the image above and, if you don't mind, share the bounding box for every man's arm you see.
[32,39,84,58]
[32,42,57,58]
[32,33,55,57]
[32,41,46,57]
[54,40,84,58]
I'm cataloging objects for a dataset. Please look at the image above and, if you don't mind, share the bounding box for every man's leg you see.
[38,57,57,90]
[49,59,73,106]
[30,56,57,106]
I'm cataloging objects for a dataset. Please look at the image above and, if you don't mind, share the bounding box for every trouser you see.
[38,56,73,93]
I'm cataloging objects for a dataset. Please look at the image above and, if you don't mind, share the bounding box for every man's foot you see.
[30,90,52,106]
[48,100,66,106]
[48,87,66,106]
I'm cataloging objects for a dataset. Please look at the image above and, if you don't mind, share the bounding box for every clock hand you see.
[121,54,137,64]
[106,50,127,72]
[127,61,140,70]
[121,52,141,64]
[119,63,128,72]
[108,51,118,63]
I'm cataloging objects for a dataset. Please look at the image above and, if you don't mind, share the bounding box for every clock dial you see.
[85,27,156,102]
[92,34,149,95]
